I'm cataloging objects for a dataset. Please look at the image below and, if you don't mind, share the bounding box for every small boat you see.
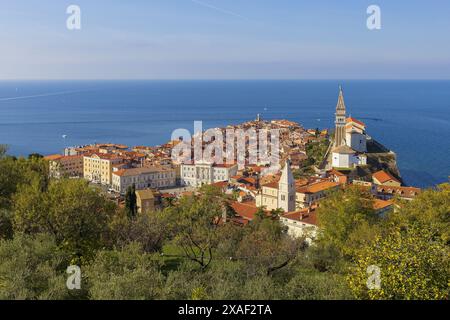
[62,134,67,139]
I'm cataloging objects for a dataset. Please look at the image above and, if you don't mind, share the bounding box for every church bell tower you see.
[278,159,296,212]
[334,86,347,147]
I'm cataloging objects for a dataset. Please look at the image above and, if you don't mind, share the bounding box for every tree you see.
[0,144,7,158]
[0,233,71,300]
[237,218,305,276]
[347,225,449,300]
[389,183,450,245]
[28,153,44,160]
[85,243,164,300]
[0,156,48,209]
[171,185,226,270]
[13,178,116,263]
[316,186,379,258]
[124,184,137,218]
[112,209,176,253]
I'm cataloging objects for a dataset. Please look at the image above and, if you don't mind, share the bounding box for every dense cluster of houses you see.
[43,87,421,244]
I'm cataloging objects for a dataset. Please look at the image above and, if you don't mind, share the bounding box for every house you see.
[136,189,161,213]
[229,201,259,222]
[376,185,421,201]
[280,207,318,243]
[112,166,176,194]
[295,180,340,208]
[180,162,238,187]
[372,170,401,187]
[373,199,394,216]
[328,168,348,185]
[44,154,84,178]
[83,153,124,185]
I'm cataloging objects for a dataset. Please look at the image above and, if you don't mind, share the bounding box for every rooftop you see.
[296,181,340,194]
[372,170,400,184]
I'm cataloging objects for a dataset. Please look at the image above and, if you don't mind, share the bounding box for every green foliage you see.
[0,233,71,300]
[306,139,329,166]
[0,144,7,158]
[124,184,137,218]
[0,155,49,210]
[283,269,352,300]
[85,242,164,300]
[347,225,449,300]
[316,186,379,258]
[112,209,175,253]
[389,183,450,244]
[169,185,226,270]
[0,152,447,300]
[13,178,116,263]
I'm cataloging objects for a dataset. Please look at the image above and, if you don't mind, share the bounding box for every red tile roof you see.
[296,181,340,194]
[229,201,259,221]
[282,208,318,226]
[346,117,366,127]
[372,170,400,184]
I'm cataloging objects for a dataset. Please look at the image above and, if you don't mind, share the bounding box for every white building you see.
[345,117,367,153]
[180,162,238,187]
[280,208,318,244]
[332,145,367,169]
[112,166,176,194]
[277,159,296,212]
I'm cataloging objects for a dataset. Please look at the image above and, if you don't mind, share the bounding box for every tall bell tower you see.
[334,85,347,147]
[278,159,296,212]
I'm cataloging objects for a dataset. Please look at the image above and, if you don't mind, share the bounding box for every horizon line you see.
[1,78,450,81]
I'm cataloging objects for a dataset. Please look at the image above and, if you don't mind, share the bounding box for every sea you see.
[0,80,448,188]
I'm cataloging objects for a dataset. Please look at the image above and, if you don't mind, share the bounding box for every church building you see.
[255,159,296,212]
[331,86,368,168]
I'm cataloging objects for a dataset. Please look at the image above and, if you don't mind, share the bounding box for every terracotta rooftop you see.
[372,170,400,184]
[44,154,63,161]
[346,117,366,127]
[373,199,394,211]
[229,201,259,221]
[282,208,318,226]
[262,181,279,189]
[296,181,340,194]
[377,185,421,198]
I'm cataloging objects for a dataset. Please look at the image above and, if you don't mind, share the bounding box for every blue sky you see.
[1,0,450,79]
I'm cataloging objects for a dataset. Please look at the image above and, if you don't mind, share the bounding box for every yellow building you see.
[257,179,340,210]
[135,189,157,214]
[372,170,401,187]
[83,153,124,185]
[257,181,280,211]
[295,181,340,208]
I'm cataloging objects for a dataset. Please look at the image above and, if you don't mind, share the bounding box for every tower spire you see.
[336,85,346,112]
[334,85,347,147]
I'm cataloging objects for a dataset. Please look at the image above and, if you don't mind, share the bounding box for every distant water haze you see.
[0,80,448,188]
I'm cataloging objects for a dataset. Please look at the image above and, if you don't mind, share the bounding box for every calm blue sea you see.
[0,80,448,188]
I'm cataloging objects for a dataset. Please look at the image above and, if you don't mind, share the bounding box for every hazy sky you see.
[1,0,450,79]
